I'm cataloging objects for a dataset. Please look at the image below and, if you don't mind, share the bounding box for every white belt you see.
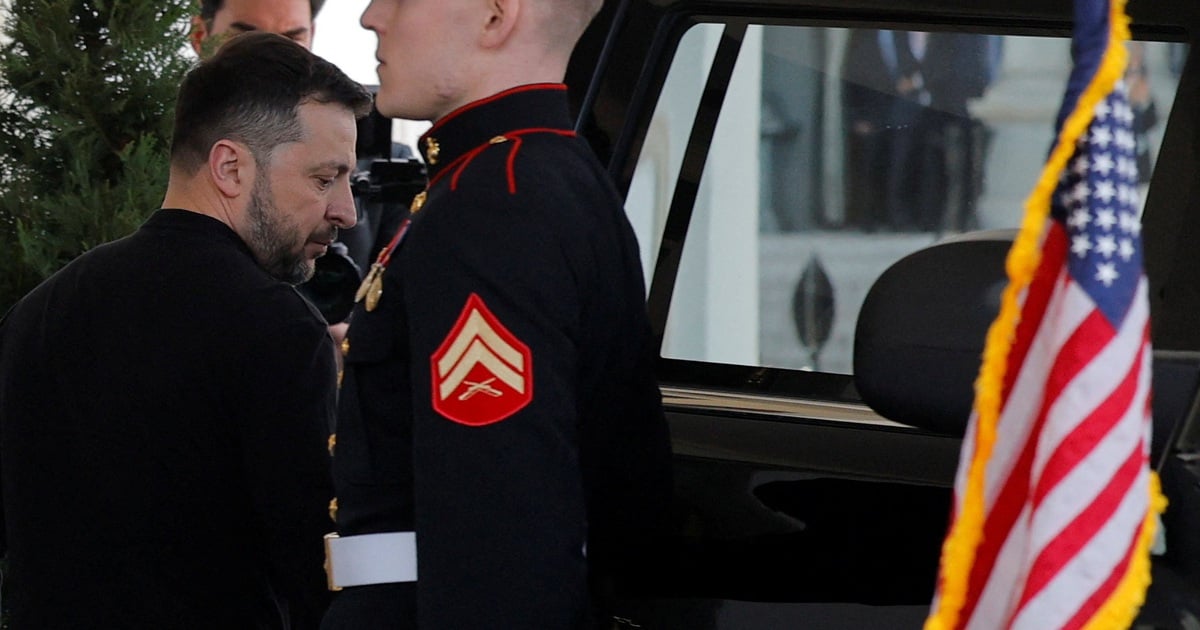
[324,531,418,591]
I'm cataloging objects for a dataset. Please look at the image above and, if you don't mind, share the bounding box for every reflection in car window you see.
[624,22,724,279]
[625,23,1183,376]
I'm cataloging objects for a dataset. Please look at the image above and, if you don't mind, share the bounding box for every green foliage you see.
[0,0,195,313]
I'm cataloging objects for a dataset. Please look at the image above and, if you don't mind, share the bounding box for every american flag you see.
[924,0,1164,628]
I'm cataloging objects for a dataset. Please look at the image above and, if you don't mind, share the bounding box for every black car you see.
[563,0,1200,627]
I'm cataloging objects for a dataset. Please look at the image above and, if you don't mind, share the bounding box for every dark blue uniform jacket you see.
[327,84,672,629]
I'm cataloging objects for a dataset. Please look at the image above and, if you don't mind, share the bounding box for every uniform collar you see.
[418,83,573,183]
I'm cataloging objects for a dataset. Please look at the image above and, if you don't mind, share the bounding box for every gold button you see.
[327,433,336,456]
[489,135,509,144]
[410,190,427,214]
[425,137,440,165]
[328,497,338,522]
[340,338,350,355]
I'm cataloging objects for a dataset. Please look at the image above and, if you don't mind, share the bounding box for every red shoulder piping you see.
[429,128,577,195]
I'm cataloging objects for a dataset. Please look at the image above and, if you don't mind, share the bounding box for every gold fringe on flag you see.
[923,1,1165,627]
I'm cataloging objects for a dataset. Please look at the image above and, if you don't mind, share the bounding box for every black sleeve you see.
[402,181,589,628]
[229,293,337,629]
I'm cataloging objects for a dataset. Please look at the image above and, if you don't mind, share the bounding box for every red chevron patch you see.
[430,293,532,426]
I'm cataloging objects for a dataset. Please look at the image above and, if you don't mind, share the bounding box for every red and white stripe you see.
[950,221,1153,630]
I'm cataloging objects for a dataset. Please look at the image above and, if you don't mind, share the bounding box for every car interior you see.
[564,0,1200,626]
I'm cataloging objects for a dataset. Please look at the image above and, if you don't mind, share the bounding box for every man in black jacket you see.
[0,33,370,629]
[321,1,674,628]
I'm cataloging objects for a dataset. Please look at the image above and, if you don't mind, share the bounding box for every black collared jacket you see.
[0,209,336,629]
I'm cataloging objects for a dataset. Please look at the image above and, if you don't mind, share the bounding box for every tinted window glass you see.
[627,23,1183,376]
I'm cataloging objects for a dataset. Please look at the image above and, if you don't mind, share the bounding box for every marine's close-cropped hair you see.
[170,31,371,174]
[540,0,605,51]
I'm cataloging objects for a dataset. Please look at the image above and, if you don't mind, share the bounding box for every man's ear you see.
[209,140,253,199]
[480,0,520,49]
[189,15,208,56]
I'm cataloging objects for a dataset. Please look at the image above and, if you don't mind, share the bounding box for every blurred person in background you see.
[190,0,323,54]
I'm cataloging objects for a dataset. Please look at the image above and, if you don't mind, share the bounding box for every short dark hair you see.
[170,32,372,174]
[198,0,325,23]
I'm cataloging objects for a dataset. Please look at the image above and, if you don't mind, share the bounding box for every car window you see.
[625,22,1183,378]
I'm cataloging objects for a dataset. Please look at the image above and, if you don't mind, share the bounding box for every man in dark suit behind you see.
[841,29,994,232]
[0,33,370,629]
[841,28,901,231]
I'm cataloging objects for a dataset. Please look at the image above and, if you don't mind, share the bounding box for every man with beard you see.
[189,0,414,333]
[0,33,370,629]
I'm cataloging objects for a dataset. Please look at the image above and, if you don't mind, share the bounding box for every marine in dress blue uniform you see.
[323,84,672,628]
